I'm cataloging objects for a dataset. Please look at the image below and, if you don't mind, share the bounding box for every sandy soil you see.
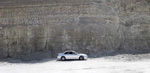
[0,54,150,73]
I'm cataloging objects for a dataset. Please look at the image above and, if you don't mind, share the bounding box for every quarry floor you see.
[0,54,150,73]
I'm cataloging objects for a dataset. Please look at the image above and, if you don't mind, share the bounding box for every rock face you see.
[0,0,150,60]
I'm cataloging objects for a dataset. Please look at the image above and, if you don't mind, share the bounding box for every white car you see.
[57,51,88,61]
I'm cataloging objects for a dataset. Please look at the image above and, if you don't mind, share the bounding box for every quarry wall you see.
[0,0,150,60]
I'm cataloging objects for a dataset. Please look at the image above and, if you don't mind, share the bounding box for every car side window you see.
[70,52,76,54]
[64,52,69,54]
[64,52,76,54]
[70,52,73,54]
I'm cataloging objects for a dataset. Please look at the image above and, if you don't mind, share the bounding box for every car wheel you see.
[79,56,84,60]
[61,56,66,61]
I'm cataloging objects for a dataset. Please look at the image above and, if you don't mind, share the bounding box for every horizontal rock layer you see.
[0,0,150,60]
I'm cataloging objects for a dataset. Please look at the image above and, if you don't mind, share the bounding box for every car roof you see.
[64,50,75,52]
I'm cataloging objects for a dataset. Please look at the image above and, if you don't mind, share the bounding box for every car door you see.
[64,52,74,59]
[69,52,79,59]
[64,52,70,59]
[64,52,79,59]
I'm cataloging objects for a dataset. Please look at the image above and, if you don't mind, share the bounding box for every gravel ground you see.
[0,54,150,73]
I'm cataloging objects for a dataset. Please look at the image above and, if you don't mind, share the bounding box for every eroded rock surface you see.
[0,0,150,60]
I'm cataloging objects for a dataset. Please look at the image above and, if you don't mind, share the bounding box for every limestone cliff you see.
[0,0,150,60]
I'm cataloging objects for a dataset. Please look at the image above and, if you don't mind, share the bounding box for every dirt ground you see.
[0,54,150,73]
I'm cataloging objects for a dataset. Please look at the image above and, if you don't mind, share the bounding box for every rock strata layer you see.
[0,0,150,60]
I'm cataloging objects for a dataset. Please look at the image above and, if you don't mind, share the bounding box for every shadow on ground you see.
[57,59,87,61]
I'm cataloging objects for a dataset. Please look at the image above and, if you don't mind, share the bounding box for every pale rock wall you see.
[0,0,150,60]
